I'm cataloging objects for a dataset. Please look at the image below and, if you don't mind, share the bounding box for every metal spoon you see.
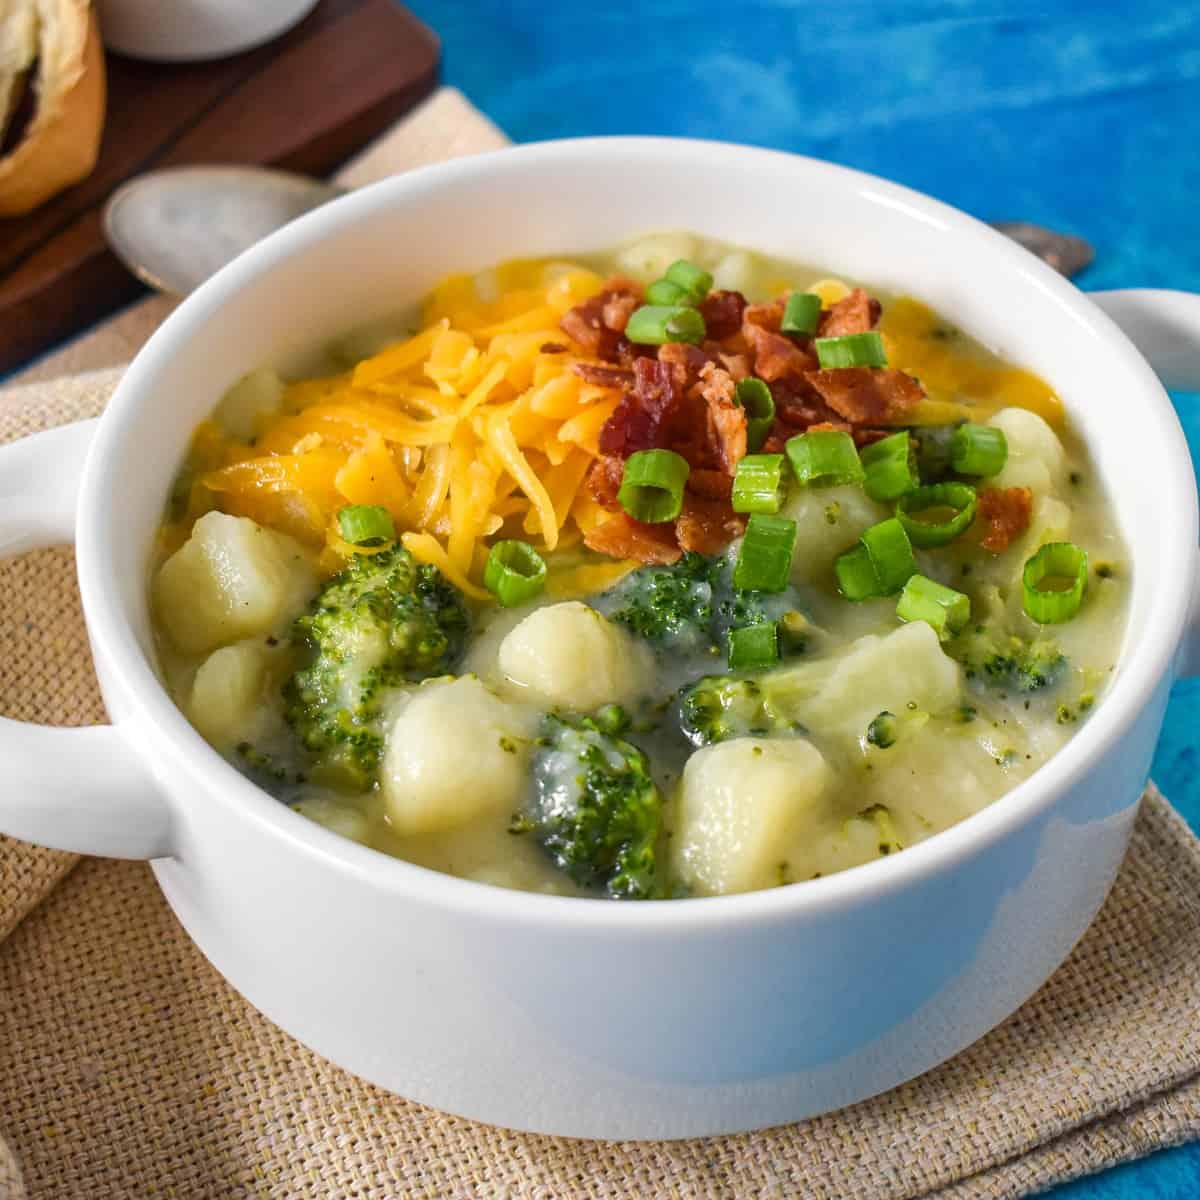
[104,165,1095,296]
[105,166,346,296]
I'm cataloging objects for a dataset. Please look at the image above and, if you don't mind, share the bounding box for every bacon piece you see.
[687,469,734,500]
[587,455,625,509]
[697,361,746,472]
[699,289,747,340]
[597,357,681,456]
[675,494,746,555]
[615,336,657,368]
[978,487,1033,553]
[749,329,817,382]
[717,351,752,381]
[560,278,643,359]
[602,291,639,333]
[804,367,923,424]
[817,287,882,338]
[540,342,568,354]
[584,513,682,565]
[743,299,784,334]
[572,362,634,388]
[658,341,714,388]
[770,379,843,430]
[742,301,816,383]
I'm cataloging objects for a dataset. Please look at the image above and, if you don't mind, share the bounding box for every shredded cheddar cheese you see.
[170,258,1066,595]
[188,262,619,585]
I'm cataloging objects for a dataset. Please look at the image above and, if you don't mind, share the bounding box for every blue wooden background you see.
[402,0,1200,1193]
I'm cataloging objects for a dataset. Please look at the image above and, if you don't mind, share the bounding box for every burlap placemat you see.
[2,88,1199,1200]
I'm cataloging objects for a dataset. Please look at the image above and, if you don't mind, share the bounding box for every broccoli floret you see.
[516,713,663,899]
[601,551,721,650]
[951,627,1067,693]
[676,674,802,747]
[865,712,898,749]
[599,550,807,660]
[283,547,469,789]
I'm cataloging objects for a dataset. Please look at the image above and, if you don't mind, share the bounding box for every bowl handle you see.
[1089,289,1200,677]
[0,421,171,859]
[1088,289,1200,392]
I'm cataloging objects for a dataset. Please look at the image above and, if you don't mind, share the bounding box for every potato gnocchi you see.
[152,235,1129,899]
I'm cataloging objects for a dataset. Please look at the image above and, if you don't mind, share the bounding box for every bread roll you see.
[0,0,106,217]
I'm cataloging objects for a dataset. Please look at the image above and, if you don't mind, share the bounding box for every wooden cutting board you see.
[0,0,440,374]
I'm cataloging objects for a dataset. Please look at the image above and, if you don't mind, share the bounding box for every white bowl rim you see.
[77,135,1197,932]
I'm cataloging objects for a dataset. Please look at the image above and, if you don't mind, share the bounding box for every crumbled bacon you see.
[658,341,714,387]
[584,513,682,565]
[978,487,1033,552]
[602,291,639,333]
[587,455,625,509]
[805,367,923,424]
[698,289,747,340]
[817,288,881,338]
[675,495,746,555]
[749,329,816,383]
[687,469,734,500]
[560,278,643,359]
[770,379,844,430]
[743,299,784,334]
[572,362,634,388]
[577,281,913,563]
[598,357,680,456]
[697,361,746,472]
[615,336,657,368]
[741,301,816,382]
[717,351,752,381]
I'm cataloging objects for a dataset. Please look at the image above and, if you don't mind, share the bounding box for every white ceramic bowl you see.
[3,139,1200,1140]
[97,0,320,61]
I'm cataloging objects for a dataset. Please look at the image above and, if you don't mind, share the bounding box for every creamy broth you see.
[151,233,1129,899]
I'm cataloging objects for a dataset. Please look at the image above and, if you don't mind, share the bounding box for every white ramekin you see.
[96,0,321,62]
[3,139,1200,1139]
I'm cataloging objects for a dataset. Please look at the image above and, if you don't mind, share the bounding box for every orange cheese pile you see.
[176,260,630,591]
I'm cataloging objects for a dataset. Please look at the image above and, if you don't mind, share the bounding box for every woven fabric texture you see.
[0,87,1198,1200]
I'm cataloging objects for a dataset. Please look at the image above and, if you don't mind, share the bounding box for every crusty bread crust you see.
[0,2,106,217]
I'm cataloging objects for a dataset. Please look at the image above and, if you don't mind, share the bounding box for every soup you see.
[150,234,1128,899]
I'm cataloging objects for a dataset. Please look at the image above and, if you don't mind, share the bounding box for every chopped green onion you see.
[735,377,776,452]
[912,424,958,483]
[617,449,690,523]
[860,518,917,594]
[624,304,706,346]
[951,423,1008,476]
[814,331,888,369]
[484,539,547,607]
[781,292,821,335]
[1022,542,1088,623]
[733,513,798,593]
[732,454,787,514]
[664,259,713,303]
[835,543,883,600]
[896,573,971,639]
[895,482,978,547]
[727,621,779,669]
[866,713,898,750]
[337,504,395,547]
[786,429,865,488]
[645,278,691,306]
[860,431,918,501]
